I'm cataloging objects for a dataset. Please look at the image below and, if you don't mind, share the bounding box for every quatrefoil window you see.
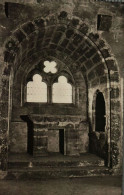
[43,61,57,74]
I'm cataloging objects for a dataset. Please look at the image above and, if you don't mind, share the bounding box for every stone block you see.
[79,23,88,34]
[106,60,117,71]
[80,45,89,53]
[5,39,19,53]
[0,119,8,134]
[27,48,36,58]
[72,34,83,45]
[57,46,64,52]
[58,11,68,19]
[21,39,28,53]
[76,45,86,55]
[60,39,69,47]
[37,30,45,39]
[85,48,97,58]
[1,103,8,118]
[67,43,75,51]
[110,72,119,82]
[98,40,105,49]
[45,26,55,37]
[81,65,86,73]
[88,71,95,81]
[111,88,119,99]
[111,142,119,167]
[48,130,59,153]
[4,51,15,63]
[95,64,105,76]
[89,33,99,41]
[91,78,99,87]
[49,44,57,49]
[56,25,66,32]
[79,56,87,63]
[9,122,27,153]
[97,15,112,31]
[34,130,47,136]
[71,52,80,61]
[111,101,120,112]
[101,49,110,58]
[33,147,48,156]
[3,65,11,76]
[46,16,57,26]
[111,128,120,143]
[42,39,50,47]
[68,132,78,139]
[14,30,26,43]
[85,59,94,69]
[71,18,79,27]
[92,54,101,64]
[100,76,107,84]
[64,49,72,55]
[79,121,89,153]
[22,22,35,35]
[34,18,45,28]
[34,137,47,146]
[66,29,74,38]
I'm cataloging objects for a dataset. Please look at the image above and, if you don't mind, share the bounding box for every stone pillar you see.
[66,124,80,156]
[78,121,89,153]
[33,124,48,156]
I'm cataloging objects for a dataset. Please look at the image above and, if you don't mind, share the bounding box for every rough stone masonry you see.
[0,0,123,178]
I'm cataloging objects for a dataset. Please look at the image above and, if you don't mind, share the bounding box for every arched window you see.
[26,74,47,102]
[52,76,72,103]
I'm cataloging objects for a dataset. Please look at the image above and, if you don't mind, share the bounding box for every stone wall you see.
[0,1,123,172]
[9,122,27,153]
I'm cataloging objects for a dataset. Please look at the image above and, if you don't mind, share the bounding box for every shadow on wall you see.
[20,115,34,155]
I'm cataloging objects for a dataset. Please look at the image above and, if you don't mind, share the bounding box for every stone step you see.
[5,166,111,180]
[8,159,104,168]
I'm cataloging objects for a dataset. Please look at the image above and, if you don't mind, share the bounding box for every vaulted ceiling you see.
[4,12,119,88]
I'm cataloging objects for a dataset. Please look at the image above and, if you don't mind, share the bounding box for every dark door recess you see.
[59,129,64,155]
[95,92,106,132]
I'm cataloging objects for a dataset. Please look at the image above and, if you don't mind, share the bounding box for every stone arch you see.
[0,11,121,170]
[92,89,110,131]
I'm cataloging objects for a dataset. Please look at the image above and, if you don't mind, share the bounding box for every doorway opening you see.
[48,129,65,155]
[59,129,64,155]
[95,92,106,132]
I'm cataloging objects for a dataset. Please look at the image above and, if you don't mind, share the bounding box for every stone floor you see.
[0,176,122,195]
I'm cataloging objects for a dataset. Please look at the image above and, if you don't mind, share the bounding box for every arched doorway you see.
[95,92,106,132]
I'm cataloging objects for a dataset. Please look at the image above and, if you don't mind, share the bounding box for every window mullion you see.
[48,84,52,103]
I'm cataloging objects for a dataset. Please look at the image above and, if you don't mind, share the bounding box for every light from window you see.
[44,61,57,73]
[52,76,72,103]
[26,74,47,102]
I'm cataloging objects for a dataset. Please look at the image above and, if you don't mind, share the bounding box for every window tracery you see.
[26,61,74,104]
[43,61,57,74]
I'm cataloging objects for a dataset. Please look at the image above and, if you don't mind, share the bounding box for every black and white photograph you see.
[0,0,123,194]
